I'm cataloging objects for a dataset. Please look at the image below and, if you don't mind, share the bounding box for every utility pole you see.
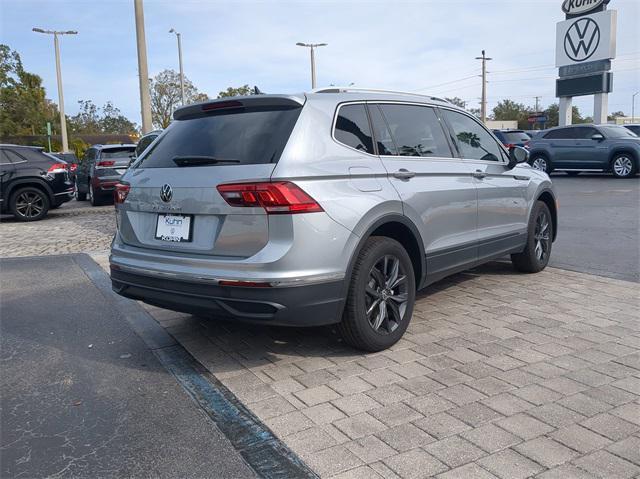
[633,92,639,123]
[534,96,542,113]
[475,50,492,124]
[169,28,185,105]
[32,28,77,153]
[296,42,328,89]
[134,0,153,133]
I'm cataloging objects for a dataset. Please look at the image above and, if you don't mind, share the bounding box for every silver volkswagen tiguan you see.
[110,88,558,351]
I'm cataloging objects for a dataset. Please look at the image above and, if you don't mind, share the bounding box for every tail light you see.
[114,182,130,204]
[70,163,78,172]
[47,163,68,174]
[217,181,323,214]
[97,160,115,168]
[505,143,516,149]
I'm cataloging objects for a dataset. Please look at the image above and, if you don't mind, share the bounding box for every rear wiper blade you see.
[171,156,241,167]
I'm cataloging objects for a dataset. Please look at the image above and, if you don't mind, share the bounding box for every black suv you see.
[0,145,74,221]
[75,144,136,206]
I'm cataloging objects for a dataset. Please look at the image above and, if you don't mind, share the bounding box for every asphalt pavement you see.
[0,254,256,478]
[549,173,639,283]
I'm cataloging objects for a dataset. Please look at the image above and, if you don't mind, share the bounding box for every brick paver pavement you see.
[2,206,639,478]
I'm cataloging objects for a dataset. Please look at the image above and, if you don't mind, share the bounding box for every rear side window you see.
[378,104,452,158]
[137,106,302,168]
[334,104,374,154]
[0,150,26,164]
[543,128,571,139]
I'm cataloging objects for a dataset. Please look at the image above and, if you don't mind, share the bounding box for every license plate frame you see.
[154,214,193,243]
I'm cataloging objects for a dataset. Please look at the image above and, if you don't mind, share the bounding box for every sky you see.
[1,0,639,126]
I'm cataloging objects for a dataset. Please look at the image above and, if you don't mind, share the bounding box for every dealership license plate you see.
[155,214,192,242]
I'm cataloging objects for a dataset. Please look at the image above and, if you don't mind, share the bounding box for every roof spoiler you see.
[173,95,305,121]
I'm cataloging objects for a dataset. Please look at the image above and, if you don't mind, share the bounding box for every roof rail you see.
[311,87,451,104]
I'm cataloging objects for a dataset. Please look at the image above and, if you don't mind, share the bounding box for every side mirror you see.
[507,146,529,169]
[591,133,604,141]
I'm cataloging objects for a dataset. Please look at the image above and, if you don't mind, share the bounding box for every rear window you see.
[600,125,637,138]
[499,131,531,143]
[101,148,135,159]
[136,106,301,168]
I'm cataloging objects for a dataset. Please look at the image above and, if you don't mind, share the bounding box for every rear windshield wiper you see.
[171,156,241,167]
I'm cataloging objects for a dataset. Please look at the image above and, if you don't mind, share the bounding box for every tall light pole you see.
[475,50,492,124]
[633,92,639,123]
[32,28,76,153]
[296,42,327,89]
[169,28,185,105]
[134,0,153,133]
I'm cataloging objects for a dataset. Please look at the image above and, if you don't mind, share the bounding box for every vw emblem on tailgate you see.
[160,184,173,203]
[564,17,600,62]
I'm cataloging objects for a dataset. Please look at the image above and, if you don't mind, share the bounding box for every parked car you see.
[528,124,640,177]
[134,130,162,160]
[50,152,79,180]
[110,89,557,351]
[0,144,74,221]
[75,144,136,205]
[623,124,640,136]
[492,129,532,148]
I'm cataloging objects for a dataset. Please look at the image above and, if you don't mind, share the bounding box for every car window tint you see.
[136,135,157,157]
[138,105,302,168]
[378,104,452,158]
[501,131,531,143]
[368,105,398,155]
[100,148,136,159]
[334,104,374,154]
[544,128,571,139]
[571,127,597,139]
[442,109,502,162]
[1,150,25,164]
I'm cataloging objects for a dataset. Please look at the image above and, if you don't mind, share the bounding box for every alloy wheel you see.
[365,255,409,334]
[15,191,45,219]
[533,210,551,262]
[613,156,633,177]
[532,157,547,172]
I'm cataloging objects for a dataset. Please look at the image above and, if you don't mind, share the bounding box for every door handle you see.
[472,170,487,179]
[392,169,416,180]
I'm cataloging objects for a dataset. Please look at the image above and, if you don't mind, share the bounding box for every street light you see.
[296,42,327,89]
[32,27,77,153]
[169,28,185,105]
[633,92,639,123]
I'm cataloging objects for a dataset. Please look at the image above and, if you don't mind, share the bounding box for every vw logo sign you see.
[564,17,600,62]
[160,184,173,203]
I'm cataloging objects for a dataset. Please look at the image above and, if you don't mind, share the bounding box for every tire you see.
[89,182,103,206]
[75,179,87,201]
[566,171,580,177]
[530,154,551,173]
[611,153,637,178]
[511,201,553,273]
[9,186,50,222]
[337,237,416,352]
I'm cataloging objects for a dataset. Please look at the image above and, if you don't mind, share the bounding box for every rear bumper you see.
[110,267,346,327]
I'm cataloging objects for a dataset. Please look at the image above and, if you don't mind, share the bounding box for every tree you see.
[544,103,590,127]
[608,111,625,122]
[492,100,532,129]
[68,100,138,135]
[445,97,466,109]
[217,85,261,98]
[149,69,209,129]
[0,44,59,136]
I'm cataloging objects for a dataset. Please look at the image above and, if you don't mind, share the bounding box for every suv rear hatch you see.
[118,95,304,258]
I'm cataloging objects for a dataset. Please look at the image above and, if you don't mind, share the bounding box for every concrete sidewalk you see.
[96,255,640,479]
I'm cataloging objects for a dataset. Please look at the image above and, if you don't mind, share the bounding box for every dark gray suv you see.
[528,124,639,177]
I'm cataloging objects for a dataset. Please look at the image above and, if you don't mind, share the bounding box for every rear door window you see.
[544,128,572,139]
[377,104,452,158]
[442,109,504,162]
[137,105,302,168]
[334,104,374,154]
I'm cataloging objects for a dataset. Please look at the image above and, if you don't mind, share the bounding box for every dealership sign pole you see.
[556,0,616,126]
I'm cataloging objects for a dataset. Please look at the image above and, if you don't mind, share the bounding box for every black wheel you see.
[9,186,50,222]
[511,201,552,273]
[611,153,637,178]
[88,182,103,206]
[338,237,416,352]
[566,171,580,177]
[530,154,551,173]
[75,178,87,201]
